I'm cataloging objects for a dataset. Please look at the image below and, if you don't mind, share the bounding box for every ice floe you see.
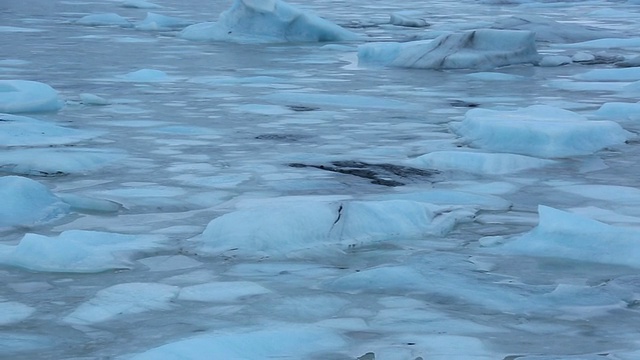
[492,206,640,268]
[0,230,165,272]
[180,0,359,43]
[0,176,69,229]
[76,13,133,27]
[0,301,35,326]
[0,80,63,113]
[594,102,640,121]
[121,0,163,9]
[178,281,271,302]
[0,148,124,177]
[0,114,98,147]
[64,283,179,325]
[197,199,474,257]
[406,151,555,175]
[491,15,617,43]
[451,105,633,158]
[135,13,193,31]
[358,29,539,70]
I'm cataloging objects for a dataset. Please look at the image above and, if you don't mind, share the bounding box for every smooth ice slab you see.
[180,0,359,43]
[135,13,193,31]
[451,105,632,158]
[0,148,124,176]
[0,301,35,326]
[0,176,69,228]
[0,113,100,147]
[0,230,165,272]
[178,281,271,302]
[358,29,539,70]
[128,325,346,360]
[197,199,474,257]
[0,80,62,113]
[64,283,179,325]
[494,206,640,268]
[407,151,555,175]
[491,15,617,43]
[594,102,640,121]
[76,13,132,27]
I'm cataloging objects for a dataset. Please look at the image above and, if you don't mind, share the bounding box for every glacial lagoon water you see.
[2,0,640,359]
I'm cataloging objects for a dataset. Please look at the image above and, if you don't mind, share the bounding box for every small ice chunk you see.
[0,80,63,113]
[121,0,163,9]
[64,283,179,325]
[138,255,202,272]
[0,176,69,228]
[119,69,173,82]
[451,105,633,158]
[0,230,164,273]
[178,281,271,302]
[407,151,555,175]
[79,93,111,105]
[572,52,595,63]
[77,13,132,27]
[594,102,640,121]
[389,12,430,27]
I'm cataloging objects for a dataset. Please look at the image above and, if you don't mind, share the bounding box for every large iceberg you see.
[451,105,633,158]
[358,29,539,70]
[197,199,474,257]
[0,80,63,113]
[180,0,359,43]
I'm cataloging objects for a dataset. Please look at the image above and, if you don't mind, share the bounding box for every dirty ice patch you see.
[263,92,419,110]
[0,114,99,147]
[180,0,359,43]
[76,13,133,27]
[64,283,179,325]
[492,206,640,268]
[0,148,124,177]
[197,199,474,257]
[358,29,539,70]
[0,176,69,229]
[451,105,632,158]
[0,230,165,273]
[0,80,63,113]
[0,301,35,326]
[128,325,346,360]
[135,13,193,31]
[178,281,271,302]
[407,151,555,175]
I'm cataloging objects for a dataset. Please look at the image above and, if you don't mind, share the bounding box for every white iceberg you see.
[0,176,69,229]
[64,283,179,325]
[495,206,640,268]
[0,230,165,272]
[407,151,555,175]
[197,199,474,257]
[451,105,632,158]
[358,29,539,70]
[180,0,359,43]
[0,80,63,113]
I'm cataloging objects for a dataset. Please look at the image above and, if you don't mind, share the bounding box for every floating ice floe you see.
[64,283,179,325]
[406,151,555,175]
[197,199,475,257]
[389,12,429,28]
[491,15,617,43]
[135,13,193,31]
[0,113,99,147]
[0,230,165,272]
[358,29,539,70]
[374,189,512,211]
[121,0,163,9]
[118,69,175,82]
[178,281,271,302]
[0,148,124,177]
[0,301,35,326]
[0,80,63,113]
[559,37,640,50]
[451,105,633,158]
[0,176,69,229]
[594,102,640,121]
[574,67,640,82]
[76,13,133,27]
[128,325,346,360]
[539,55,572,67]
[180,0,359,43]
[493,206,640,269]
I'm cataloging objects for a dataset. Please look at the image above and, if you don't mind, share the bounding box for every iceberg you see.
[495,206,640,268]
[451,105,633,158]
[0,80,63,113]
[358,29,539,70]
[0,176,69,229]
[0,230,165,273]
[197,199,474,257]
[180,0,359,43]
